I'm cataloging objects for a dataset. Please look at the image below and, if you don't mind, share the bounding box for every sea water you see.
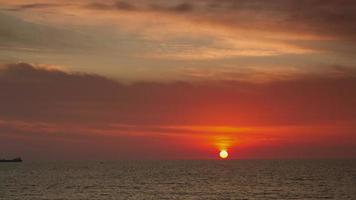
[1,160,355,199]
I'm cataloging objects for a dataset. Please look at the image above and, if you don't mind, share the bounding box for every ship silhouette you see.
[0,157,22,162]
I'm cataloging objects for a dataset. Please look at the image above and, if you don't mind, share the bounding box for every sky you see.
[0,0,356,160]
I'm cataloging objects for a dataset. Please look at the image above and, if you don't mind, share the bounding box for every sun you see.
[219,150,228,159]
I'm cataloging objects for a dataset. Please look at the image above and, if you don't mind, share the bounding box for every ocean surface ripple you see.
[1,160,355,200]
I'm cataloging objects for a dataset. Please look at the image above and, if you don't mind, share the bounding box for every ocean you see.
[1,160,355,199]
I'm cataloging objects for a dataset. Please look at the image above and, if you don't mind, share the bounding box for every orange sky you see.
[0,1,356,160]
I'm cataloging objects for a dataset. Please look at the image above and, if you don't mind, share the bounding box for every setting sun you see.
[219,150,228,159]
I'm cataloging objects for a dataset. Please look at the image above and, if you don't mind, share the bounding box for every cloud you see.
[3,0,356,64]
[86,1,138,11]
[0,12,97,52]
[171,2,194,12]
[1,62,356,159]
[4,3,64,11]
[77,0,356,60]
[86,1,195,12]
[154,2,195,13]
[79,0,356,42]
[1,62,356,126]
[4,1,356,46]
[115,1,137,11]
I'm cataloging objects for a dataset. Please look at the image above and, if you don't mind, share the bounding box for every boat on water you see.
[0,157,22,162]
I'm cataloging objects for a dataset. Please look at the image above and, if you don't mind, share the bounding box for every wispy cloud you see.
[4,2,65,11]
[3,0,356,61]
[78,0,356,42]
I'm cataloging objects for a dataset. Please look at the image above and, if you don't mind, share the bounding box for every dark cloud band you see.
[1,63,356,126]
